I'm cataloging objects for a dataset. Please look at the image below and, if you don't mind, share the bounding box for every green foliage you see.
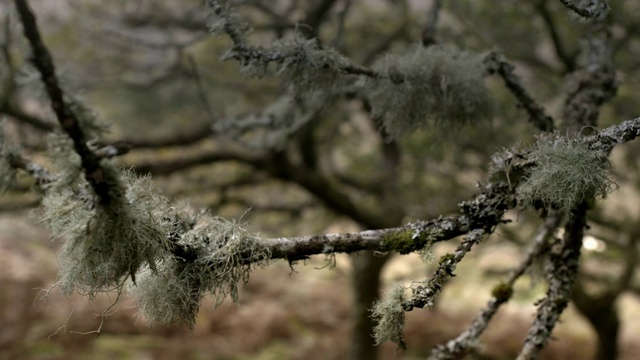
[129,213,270,327]
[371,282,406,349]
[42,169,172,298]
[518,134,615,211]
[365,45,493,139]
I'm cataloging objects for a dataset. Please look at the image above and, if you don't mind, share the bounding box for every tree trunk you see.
[589,307,620,360]
[572,289,620,360]
[350,251,390,360]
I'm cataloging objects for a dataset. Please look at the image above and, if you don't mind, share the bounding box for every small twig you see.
[421,0,442,46]
[403,229,487,311]
[484,52,555,132]
[187,54,217,123]
[558,0,609,19]
[428,213,563,359]
[516,204,586,360]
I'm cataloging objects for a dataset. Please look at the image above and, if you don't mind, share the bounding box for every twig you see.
[516,204,586,360]
[421,0,442,46]
[428,213,563,359]
[484,52,555,132]
[557,0,609,19]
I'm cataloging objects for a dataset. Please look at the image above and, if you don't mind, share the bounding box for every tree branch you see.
[428,213,563,359]
[484,52,555,132]
[14,0,115,204]
[517,204,586,360]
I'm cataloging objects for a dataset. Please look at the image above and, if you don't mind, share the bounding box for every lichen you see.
[42,168,172,298]
[371,282,407,349]
[518,134,615,212]
[129,212,270,327]
[365,45,493,140]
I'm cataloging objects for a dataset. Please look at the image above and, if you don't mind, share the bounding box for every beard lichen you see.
[366,45,493,140]
[517,134,615,211]
[371,282,407,350]
[128,213,270,327]
[42,168,172,298]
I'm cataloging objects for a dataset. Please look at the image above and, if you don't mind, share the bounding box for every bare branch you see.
[14,0,115,204]
[557,0,609,19]
[428,213,563,359]
[517,204,586,360]
[484,52,555,132]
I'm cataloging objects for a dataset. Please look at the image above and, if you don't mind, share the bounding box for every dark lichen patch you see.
[491,282,514,302]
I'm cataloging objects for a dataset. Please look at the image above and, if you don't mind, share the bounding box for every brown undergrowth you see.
[1,213,640,360]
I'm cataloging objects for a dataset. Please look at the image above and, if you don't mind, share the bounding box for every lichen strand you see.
[42,168,172,298]
[366,45,493,140]
[518,134,615,212]
[371,283,407,349]
[129,214,270,327]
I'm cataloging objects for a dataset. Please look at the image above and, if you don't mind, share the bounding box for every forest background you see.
[2,0,640,359]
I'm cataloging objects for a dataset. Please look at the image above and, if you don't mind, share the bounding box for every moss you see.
[381,226,443,255]
[491,282,513,302]
[381,230,416,254]
[439,253,455,264]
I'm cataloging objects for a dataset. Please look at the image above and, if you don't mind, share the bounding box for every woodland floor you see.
[1,212,640,360]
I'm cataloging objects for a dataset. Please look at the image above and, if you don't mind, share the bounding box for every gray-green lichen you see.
[42,168,171,298]
[518,134,615,211]
[366,45,493,140]
[129,213,270,327]
[371,282,407,349]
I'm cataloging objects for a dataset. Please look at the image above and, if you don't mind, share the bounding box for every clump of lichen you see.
[371,282,407,349]
[46,132,82,189]
[42,168,172,298]
[129,213,270,327]
[366,45,493,140]
[518,134,615,212]
[272,35,351,98]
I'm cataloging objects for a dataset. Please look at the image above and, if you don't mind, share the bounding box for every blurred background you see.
[1,0,640,359]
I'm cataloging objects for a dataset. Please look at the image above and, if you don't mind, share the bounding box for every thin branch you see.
[187,55,216,123]
[428,213,563,359]
[484,52,555,132]
[403,229,487,311]
[421,0,442,46]
[557,0,609,19]
[516,203,587,360]
[14,0,115,204]
[107,122,215,149]
[535,0,577,72]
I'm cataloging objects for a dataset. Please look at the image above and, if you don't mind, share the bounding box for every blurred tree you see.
[2,0,640,359]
